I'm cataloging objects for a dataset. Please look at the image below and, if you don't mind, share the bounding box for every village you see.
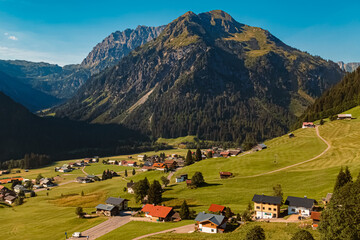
[0,113,355,239]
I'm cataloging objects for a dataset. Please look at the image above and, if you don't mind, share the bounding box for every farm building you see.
[194,212,227,234]
[302,122,315,128]
[219,172,233,179]
[176,174,188,183]
[337,114,352,120]
[105,197,129,211]
[96,204,118,216]
[252,194,281,219]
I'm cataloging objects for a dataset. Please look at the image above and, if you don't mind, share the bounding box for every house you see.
[83,158,92,164]
[120,160,128,166]
[229,150,242,156]
[252,194,282,219]
[13,184,26,193]
[0,176,24,184]
[322,193,333,206]
[208,204,226,215]
[302,122,315,128]
[4,195,17,204]
[186,179,192,187]
[219,172,232,179]
[0,187,17,204]
[141,204,176,222]
[175,159,185,167]
[220,151,231,157]
[285,196,316,216]
[96,204,119,216]
[288,133,295,138]
[141,166,155,172]
[311,211,321,229]
[127,161,137,167]
[76,176,92,183]
[153,163,166,171]
[213,154,222,158]
[138,155,145,161]
[39,178,55,187]
[253,144,267,151]
[105,197,129,211]
[127,182,135,194]
[176,174,188,183]
[164,160,177,170]
[0,170,10,175]
[195,212,227,233]
[143,160,153,167]
[108,160,117,165]
[337,114,352,120]
[92,156,99,162]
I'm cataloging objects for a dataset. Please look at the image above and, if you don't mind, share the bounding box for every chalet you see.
[302,122,315,128]
[337,114,352,120]
[76,176,93,184]
[176,174,188,183]
[186,179,192,187]
[108,160,117,165]
[153,163,166,171]
[252,144,267,151]
[137,155,145,161]
[0,176,23,184]
[220,151,231,157]
[141,166,155,172]
[322,193,333,206]
[175,159,185,167]
[229,150,242,156]
[171,154,178,158]
[4,195,17,204]
[0,187,17,204]
[106,197,129,211]
[219,172,233,179]
[83,158,92,164]
[96,204,118,216]
[39,178,55,187]
[141,204,176,222]
[195,212,227,234]
[127,161,137,167]
[144,160,153,167]
[127,182,135,194]
[120,160,128,166]
[92,156,99,162]
[13,184,26,193]
[252,194,282,219]
[285,196,316,216]
[164,160,177,170]
[0,170,10,175]
[208,204,226,215]
[311,211,321,229]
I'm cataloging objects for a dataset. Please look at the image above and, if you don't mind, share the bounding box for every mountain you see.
[81,25,165,74]
[337,61,360,72]
[0,91,146,162]
[301,66,360,122]
[0,71,62,111]
[0,26,165,107]
[54,10,344,143]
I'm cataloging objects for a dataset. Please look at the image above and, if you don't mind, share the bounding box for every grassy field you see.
[143,222,320,240]
[3,106,360,239]
[98,220,193,240]
[156,136,199,146]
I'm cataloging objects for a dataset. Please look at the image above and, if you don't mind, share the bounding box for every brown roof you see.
[186,180,192,184]
[311,211,321,221]
[153,163,165,168]
[219,171,232,176]
[0,185,4,190]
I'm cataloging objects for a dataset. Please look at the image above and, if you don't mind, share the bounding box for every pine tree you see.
[179,200,190,219]
[191,172,205,187]
[102,171,106,180]
[132,168,136,176]
[125,169,128,177]
[148,180,162,205]
[195,148,202,161]
[81,191,84,196]
[185,150,194,166]
[225,207,232,218]
[344,166,353,183]
[75,207,84,218]
[161,176,170,187]
[334,167,352,192]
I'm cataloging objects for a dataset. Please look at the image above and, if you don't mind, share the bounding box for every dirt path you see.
[81,166,88,175]
[132,224,194,240]
[240,126,331,178]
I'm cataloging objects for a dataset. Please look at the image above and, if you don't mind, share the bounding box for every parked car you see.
[72,232,82,238]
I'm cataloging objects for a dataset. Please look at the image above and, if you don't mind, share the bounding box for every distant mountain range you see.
[54,10,344,143]
[337,61,360,72]
[0,26,164,110]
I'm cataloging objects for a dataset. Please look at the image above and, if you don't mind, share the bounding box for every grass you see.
[143,222,320,240]
[98,220,193,240]
[156,136,199,146]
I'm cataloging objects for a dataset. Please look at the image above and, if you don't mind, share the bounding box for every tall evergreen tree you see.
[185,150,194,166]
[124,169,128,177]
[132,168,136,176]
[195,148,202,161]
[191,172,205,187]
[272,184,284,205]
[179,200,190,219]
[148,180,162,205]
[334,167,352,192]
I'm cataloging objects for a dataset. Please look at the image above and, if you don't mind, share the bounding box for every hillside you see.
[54,10,344,144]
[81,25,165,74]
[0,91,146,162]
[301,66,360,122]
[0,71,62,111]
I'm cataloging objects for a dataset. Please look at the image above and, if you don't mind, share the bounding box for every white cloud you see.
[4,32,9,36]
[8,35,18,40]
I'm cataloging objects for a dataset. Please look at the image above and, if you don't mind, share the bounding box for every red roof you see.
[153,163,165,168]
[220,171,232,176]
[311,211,321,221]
[0,185,4,190]
[208,203,226,213]
[127,161,135,164]
[303,122,314,126]
[141,204,173,218]
[186,180,192,184]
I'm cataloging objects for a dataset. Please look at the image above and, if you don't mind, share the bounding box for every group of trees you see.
[187,172,205,188]
[134,177,163,204]
[319,166,360,239]
[102,169,117,180]
[185,148,204,166]
[1,153,51,170]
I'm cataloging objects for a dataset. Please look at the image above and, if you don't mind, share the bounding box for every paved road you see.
[239,126,331,178]
[71,212,132,240]
[132,224,194,240]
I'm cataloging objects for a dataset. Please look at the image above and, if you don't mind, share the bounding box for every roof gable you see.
[195,212,225,226]
[141,204,173,218]
[285,196,316,208]
[252,194,282,205]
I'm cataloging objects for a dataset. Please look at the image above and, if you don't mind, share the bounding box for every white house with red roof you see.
[302,122,315,128]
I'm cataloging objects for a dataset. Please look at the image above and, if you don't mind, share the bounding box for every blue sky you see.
[0,0,359,66]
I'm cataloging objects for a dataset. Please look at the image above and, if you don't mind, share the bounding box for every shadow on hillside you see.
[202,182,222,187]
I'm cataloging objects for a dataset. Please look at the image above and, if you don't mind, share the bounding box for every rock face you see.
[337,61,360,72]
[0,26,164,104]
[81,25,165,74]
[54,10,344,143]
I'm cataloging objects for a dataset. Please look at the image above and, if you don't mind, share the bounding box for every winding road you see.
[240,126,331,178]
[132,224,194,240]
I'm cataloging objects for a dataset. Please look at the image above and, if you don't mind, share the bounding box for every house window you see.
[273,208,276,211]
[291,208,296,212]
[263,207,265,210]
[268,208,271,210]
[211,229,215,232]
[256,206,260,209]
